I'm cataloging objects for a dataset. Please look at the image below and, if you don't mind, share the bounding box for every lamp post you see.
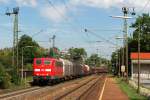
[115,36,125,77]
[21,46,34,82]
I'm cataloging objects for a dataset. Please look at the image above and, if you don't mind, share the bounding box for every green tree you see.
[85,54,99,67]
[0,48,12,69]
[18,34,46,65]
[129,13,150,52]
[68,48,87,62]
[86,53,110,67]
[111,51,118,74]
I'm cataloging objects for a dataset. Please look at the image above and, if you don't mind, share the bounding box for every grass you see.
[0,76,33,95]
[4,76,32,90]
[115,77,148,100]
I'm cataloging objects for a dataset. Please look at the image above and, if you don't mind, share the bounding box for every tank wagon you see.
[33,58,90,84]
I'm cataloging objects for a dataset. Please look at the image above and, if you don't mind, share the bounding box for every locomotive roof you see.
[34,57,59,61]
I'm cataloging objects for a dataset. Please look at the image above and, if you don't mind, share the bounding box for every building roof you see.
[130,53,150,60]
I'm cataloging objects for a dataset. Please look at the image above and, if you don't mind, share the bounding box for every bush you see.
[10,68,21,85]
[0,63,11,89]
[26,63,32,71]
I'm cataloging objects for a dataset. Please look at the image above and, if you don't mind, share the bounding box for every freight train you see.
[32,58,91,85]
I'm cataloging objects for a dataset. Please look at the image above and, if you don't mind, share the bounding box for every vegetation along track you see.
[54,74,105,100]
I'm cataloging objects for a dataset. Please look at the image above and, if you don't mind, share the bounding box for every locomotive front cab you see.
[33,58,52,83]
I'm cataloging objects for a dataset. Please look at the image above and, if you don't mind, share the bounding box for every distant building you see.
[130,53,150,80]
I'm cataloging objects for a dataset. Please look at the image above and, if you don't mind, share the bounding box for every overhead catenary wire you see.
[47,1,108,46]
[31,30,44,38]
[46,0,86,45]
[46,0,117,51]
[47,0,84,27]
[62,0,69,10]
[85,29,117,46]
[46,0,69,21]
[138,0,150,14]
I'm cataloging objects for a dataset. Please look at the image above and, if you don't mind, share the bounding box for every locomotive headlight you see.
[34,69,40,72]
[45,69,51,72]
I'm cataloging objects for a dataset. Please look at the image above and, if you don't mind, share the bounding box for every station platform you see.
[99,77,129,100]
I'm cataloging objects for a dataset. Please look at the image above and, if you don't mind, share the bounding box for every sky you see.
[0,0,149,59]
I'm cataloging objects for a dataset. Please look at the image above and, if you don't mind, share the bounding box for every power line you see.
[88,29,122,32]
[46,0,85,46]
[62,0,69,10]
[46,0,84,29]
[84,29,116,46]
[138,0,150,14]
[31,29,44,38]
[46,1,116,49]
[46,0,69,21]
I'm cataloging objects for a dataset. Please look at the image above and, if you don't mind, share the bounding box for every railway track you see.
[0,75,97,100]
[0,86,43,100]
[54,74,104,100]
[0,75,106,100]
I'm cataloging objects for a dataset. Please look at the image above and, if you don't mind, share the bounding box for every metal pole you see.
[125,15,129,82]
[137,22,141,93]
[16,14,19,74]
[13,8,19,75]
[5,7,19,83]
[122,7,129,81]
[21,46,33,83]
[118,50,120,77]
[52,35,56,48]
[13,15,15,67]
[25,72,26,87]
[116,39,120,77]
[49,38,51,55]
[21,47,24,82]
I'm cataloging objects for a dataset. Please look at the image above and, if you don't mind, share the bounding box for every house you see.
[130,53,150,80]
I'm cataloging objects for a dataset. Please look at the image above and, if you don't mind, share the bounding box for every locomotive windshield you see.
[55,61,63,67]
[44,60,51,65]
[36,59,41,65]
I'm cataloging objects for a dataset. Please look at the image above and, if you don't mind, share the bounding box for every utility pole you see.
[49,35,56,55]
[111,7,135,82]
[49,38,51,55]
[6,7,19,74]
[122,7,129,81]
[118,49,120,77]
[49,35,56,57]
[122,7,135,82]
[21,46,33,83]
[137,21,141,93]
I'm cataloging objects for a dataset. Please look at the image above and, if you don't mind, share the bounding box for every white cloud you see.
[16,0,37,7]
[38,0,150,23]
[40,5,67,22]
[70,0,124,8]
[127,0,150,12]
[70,0,150,11]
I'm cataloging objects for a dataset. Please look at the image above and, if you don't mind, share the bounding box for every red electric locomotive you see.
[33,58,63,84]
